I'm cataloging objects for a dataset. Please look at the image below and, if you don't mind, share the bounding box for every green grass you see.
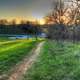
[0,39,39,75]
[0,36,11,42]
[23,40,80,80]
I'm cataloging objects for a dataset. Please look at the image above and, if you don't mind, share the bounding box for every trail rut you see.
[7,42,44,80]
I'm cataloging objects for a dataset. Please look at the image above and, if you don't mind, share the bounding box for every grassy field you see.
[23,40,80,80]
[0,38,39,75]
[0,37,11,42]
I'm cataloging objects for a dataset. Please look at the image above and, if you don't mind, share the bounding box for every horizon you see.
[0,18,46,25]
[0,0,79,25]
[0,0,53,21]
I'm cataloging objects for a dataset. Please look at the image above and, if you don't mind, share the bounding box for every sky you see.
[0,0,53,21]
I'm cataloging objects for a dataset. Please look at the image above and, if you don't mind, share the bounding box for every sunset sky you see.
[0,0,53,21]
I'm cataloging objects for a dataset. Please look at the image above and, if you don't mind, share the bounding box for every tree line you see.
[0,21,42,39]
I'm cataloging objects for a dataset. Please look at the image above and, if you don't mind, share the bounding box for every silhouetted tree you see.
[22,21,41,40]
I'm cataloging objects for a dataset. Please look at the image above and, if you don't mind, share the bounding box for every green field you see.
[23,40,80,80]
[0,38,38,75]
[0,37,11,42]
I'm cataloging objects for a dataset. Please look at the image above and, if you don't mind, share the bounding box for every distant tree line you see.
[0,21,42,37]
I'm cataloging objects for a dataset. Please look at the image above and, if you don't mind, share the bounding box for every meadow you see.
[23,40,80,80]
[0,37,38,75]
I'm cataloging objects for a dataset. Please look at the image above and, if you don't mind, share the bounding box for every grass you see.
[23,40,80,80]
[0,38,39,75]
[0,36,11,42]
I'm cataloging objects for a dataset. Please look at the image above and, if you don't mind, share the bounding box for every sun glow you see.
[7,17,22,24]
[0,16,46,25]
[39,19,45,25]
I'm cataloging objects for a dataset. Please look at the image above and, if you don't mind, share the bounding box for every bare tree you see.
[46,0,68,41]
[45,0,80,42]
[45,0,69,24]
[66,0,80,42]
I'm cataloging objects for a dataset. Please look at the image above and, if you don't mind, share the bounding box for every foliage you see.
[0,23,42,35]
[0,39,38,75]
[23,40,80,80]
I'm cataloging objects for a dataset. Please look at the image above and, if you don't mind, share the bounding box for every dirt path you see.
[7,42,44,80]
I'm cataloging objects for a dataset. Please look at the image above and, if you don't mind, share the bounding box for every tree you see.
[67,0,80,42]
[0,19,8,25]
[45,0,69,24]
[45,0,80,41]
[22,21,41,40]
[46,0,68,40]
